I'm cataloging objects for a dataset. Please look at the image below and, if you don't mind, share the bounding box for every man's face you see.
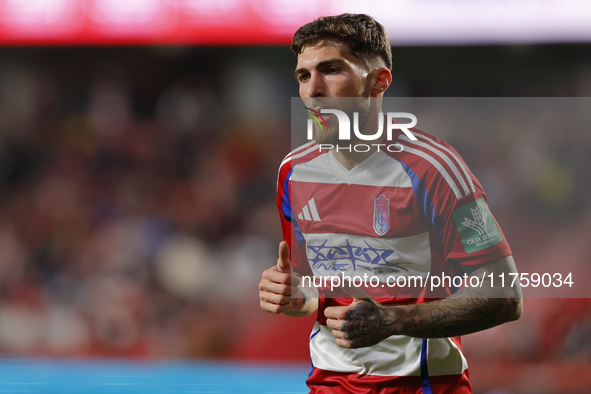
[295,39,370,99]
[295,40,373,144]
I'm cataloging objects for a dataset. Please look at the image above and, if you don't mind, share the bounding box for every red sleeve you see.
[277,156,312,276]
[397,130,512,268]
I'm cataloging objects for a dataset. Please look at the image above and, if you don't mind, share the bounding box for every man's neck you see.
[330,111,388,170]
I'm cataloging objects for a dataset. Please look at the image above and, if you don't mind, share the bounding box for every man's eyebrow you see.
[294,68,307,78]
[294,58,345,78]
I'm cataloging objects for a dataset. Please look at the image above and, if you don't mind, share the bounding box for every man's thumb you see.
[276,241,291,273]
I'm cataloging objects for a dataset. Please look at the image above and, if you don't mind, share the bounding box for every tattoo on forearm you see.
[408,297,504,337]
[404,263,523,338]
[328,258,522,345]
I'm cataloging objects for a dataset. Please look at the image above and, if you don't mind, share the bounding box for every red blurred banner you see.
[0,0,325,45]
[0,0,590,46]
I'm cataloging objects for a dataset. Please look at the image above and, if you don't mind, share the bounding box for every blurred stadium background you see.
[0,0,590,393]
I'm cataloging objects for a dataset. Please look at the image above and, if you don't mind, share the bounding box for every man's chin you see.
[313,133,339,146]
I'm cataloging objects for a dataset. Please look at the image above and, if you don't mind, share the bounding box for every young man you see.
[259,14,522,393]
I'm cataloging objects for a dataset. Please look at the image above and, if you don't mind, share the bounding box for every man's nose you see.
[305,73,325,97]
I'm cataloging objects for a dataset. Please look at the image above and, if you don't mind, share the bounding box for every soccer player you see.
[258,14,522,393]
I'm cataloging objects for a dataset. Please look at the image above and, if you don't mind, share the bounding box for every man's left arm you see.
[325,255,523,348]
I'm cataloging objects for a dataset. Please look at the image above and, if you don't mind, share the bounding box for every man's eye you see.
[328,67,339,74]
[299,74,310,82]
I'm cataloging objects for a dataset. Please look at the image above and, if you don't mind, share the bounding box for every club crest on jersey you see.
[373,194,390,236]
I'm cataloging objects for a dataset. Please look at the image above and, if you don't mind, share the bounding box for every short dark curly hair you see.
[291,14,392,71]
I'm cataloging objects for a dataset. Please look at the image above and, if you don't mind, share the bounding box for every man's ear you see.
[371,68,392,96]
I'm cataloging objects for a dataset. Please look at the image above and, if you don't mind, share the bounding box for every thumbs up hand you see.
[324,292,398,349]
[275,241,291,274]
[259,242,309,315]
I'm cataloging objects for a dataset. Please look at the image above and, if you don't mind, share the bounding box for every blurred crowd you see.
[0,45,590,367]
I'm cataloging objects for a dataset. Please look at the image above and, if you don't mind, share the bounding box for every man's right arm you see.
[259,241,319,316]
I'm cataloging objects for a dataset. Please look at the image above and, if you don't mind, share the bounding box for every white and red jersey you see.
[277,130,512,393]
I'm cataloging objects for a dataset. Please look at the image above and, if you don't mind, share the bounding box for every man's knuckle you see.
[274,294,286,304]
[271,304,282,313]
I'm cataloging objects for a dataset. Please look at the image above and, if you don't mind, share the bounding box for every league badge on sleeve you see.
[373,194,390,236]
[452,197,504,253]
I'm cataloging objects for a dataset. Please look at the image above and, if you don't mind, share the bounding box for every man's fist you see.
[325,297,396,348]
